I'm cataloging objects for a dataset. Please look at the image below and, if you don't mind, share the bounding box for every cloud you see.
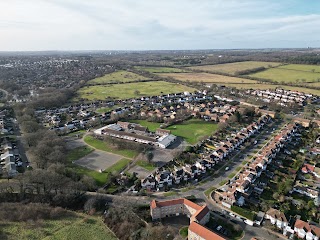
[0,0,320,50]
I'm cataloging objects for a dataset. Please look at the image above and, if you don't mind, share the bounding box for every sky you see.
[1,0,320,51]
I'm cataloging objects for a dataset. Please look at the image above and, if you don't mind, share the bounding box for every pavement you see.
[74,150,122,171]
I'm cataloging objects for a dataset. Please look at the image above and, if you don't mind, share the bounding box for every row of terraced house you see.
[141,115,271,191]
[218,123,301,208]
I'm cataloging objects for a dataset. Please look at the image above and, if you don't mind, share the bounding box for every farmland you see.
[249,66,320,83]
[87,70,149,84]
[0,214,117,240]
[134,66,187,73]
[221,83,320,96]
[187,61,282,75]
[278,64,320,73]
[75,81,196,101]
[158,72,257,84]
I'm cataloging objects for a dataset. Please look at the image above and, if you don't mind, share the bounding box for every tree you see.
[146,151,154,163]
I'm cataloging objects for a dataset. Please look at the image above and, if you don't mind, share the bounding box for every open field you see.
[167,119,218,144]
[158,72,257,84]
[187,61,282,75]
[129,118,218,144]
[249,67,320,83]
[84,135,138,158]
[0,214,116,240]
[278,64,320,73]
[134,66,188,73]
[75,81,196,101]
[87,70,149,84]
[130,120,162,132]
[221,83,320,96]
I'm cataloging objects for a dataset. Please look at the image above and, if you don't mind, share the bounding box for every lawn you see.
[75,81,196,101]
[163,191,177,197]
[67,146,94,162]
[134,66,188,73]
[136,160,156,171]
[187,61,282,75]
[204,186,216,197]
[249,67,320,83]
[130,120,162,132]
[83,135,138,158]
[221,83,320,96]
[0,214,117,240]
[158,72,256,84]
[166,119,218,144]
[87,70,149,84]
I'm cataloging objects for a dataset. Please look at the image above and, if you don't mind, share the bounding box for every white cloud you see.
[0,0,319,50]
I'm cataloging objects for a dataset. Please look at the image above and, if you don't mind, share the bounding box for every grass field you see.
[130,120,162,132]
[167,119,218,144]
[87,70,149,84]
[75,81,196,101]
[158,72,257,84]
[130,118,218,144]
[221,83,320,96]
[67,146,94,162]
[187,61,282,75]
[134,66,187,73]
[249,67,320,83]
[84,135,138,158]
[0,214,117,240]
[278,64,320,73]
[136,160,156,171]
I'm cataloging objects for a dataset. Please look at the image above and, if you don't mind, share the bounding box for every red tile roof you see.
[189,222,226,240]
[294,219,320,237]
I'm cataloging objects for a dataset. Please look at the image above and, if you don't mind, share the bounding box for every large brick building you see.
[150,198,225,240]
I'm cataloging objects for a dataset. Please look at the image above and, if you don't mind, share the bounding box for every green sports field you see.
[187,61,282,75]
[87,70,149,84]
[75,81,196,100]
[167,119,218,144]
